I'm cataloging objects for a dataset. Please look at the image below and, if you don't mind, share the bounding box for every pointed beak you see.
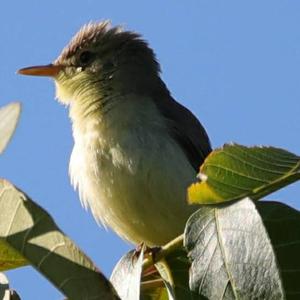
[17,64,63,77]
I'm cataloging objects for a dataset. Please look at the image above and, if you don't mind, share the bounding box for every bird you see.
[18,21,211,246]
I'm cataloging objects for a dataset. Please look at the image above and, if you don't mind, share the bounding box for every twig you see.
[142,234,184,270]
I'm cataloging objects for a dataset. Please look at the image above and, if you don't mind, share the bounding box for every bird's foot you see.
[135,242,161,263]
[133,243,162,279]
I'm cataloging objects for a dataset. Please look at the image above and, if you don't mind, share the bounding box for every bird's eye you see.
[78,51,94,65]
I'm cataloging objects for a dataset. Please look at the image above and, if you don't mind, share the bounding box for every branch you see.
[142,234,184,270]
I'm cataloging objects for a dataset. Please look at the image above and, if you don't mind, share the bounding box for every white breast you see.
[69,94,197,245]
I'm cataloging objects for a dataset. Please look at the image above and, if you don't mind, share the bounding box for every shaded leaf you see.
[139,239,204,299]
[161,249,204,300]
[188,144,300,204]
[184,198,285,299]
[0,272,21,300]
[0,272,10,300]
[140,285,168,300]
[257,201,300,299]
[110,249,144,300]
[140,259,169,300]
[0,179,119,300]
[140,275,169,300]
[8,290,21,300]
[154,258,175,300]
[0,102,21,154]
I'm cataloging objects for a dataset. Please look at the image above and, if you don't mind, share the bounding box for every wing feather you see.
[155,96,212,172]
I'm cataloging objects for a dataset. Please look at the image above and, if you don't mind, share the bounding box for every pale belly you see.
[70,132,198,246]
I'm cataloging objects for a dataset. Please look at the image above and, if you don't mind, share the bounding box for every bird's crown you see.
[55,20,159,74]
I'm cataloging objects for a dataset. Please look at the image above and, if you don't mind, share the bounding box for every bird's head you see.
[18,21,164,115]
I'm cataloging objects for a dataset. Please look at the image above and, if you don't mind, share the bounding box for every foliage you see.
[188,143,300,204]
[0,102,300,299]
[0,103,21,155]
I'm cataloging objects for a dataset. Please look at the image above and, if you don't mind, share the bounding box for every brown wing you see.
[155,95,212,172]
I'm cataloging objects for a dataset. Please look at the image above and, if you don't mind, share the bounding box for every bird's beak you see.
[17,64,63,77]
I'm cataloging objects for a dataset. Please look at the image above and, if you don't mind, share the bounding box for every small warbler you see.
[18,21,211,246]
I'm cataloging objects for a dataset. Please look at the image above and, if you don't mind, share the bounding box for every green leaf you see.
[0,272,21,300]
[0,272,10,300]
[257,201,300,299]
[184,198,285,299]
[140,242,204,299]
[140,285,169,300]
[138,236,204,299]
[110,249,144,300]
[160,249,204,300]
[188,144,300,204]
[0,102,21,154]
[0,179,119,300]
[0,240,28,271]
[8,290,21,300]
[140,258,169,300]
[154,258,176,300]
[140,283,172,300]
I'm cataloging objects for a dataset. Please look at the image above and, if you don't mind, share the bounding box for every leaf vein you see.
[207,177,251,195]
[215,209,239,299]
[5,194,22,237]
[205,163,270,184]
[37,241,66,269]
[274,241,300,248]
[231,146,300,168]
[222,150,296,175]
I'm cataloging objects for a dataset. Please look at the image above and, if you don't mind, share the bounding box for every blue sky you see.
[1,1,300,299]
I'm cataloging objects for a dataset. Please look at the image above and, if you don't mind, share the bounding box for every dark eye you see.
[78,51,94,65]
